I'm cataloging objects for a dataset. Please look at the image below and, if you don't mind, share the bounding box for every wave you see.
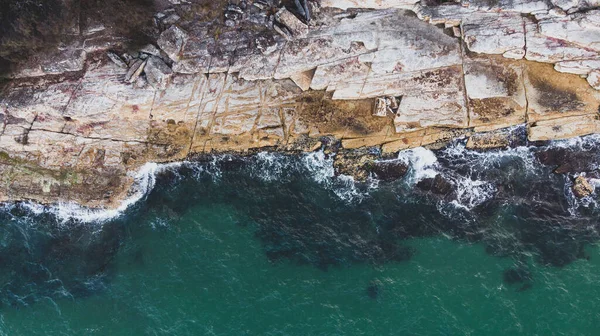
[16,162,183,224]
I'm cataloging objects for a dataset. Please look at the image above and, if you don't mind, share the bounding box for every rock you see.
[368,160,409,181]
[107,51,127,68]
[144,56,173,90]
[416,174,455,196]
[587,70,600,89]
[157,26,189,62]
[36,48,87,76]
[289,69,315,91]
[373,97,399,117]
[256,35,278,55]
[573,176,594,197]
[528,114,600,141]
[554,60,600,76]
[5,1,600,208]
[333,151,378,181]
[321,0,419,9]
[462,13,525,59]
[466,127,526,149]
[463,54,527,130]
[523,62,600,123]
[524,20,600,64]
[551,0,580,11]
[139,44,162,57]
[125,59,147,83]
[538,10,600,52]
[535,147,599,174]
[275,7,309,38]
[155,11,181,30]
[503,267,532,285]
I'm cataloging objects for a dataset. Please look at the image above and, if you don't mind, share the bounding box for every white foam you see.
[21,162,182,224]
[302,151,335,184]
[453,177,496,209]
[301,151,369,203]
[397,147,439,184]
[252,151,291,182]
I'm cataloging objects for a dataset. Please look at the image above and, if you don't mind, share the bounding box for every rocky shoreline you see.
[1,0,600,208]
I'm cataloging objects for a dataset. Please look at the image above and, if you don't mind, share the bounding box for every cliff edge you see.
[1,0,600,207]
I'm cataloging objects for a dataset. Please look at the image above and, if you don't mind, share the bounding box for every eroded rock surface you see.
[1,0,600,207]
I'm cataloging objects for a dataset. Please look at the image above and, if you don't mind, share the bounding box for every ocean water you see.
[1,134,600,335]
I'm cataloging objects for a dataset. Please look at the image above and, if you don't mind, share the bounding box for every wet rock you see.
[157,26,189,62]
[368,160,409,181]
[333,151,378,181]
[573,176,594,197]
[466,127,527,149]
[535,148,599,174]
[144,56,173,90]
[416,174,455,196]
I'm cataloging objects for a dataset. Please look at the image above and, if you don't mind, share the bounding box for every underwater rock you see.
[503,267,532,285]
[573,176,594,198]
[366,280,382,299]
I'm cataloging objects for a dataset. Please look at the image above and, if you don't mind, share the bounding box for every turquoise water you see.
[1,139,600,335]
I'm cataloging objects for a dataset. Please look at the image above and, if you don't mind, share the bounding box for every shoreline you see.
[2,2,600,209]
[2,131,598,223]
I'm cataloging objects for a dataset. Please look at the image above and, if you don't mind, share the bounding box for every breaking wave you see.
[13,162,183,224]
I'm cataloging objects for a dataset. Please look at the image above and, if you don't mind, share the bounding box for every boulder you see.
[573,176,594,197]
[416,174,455,196]
[124,59,146,83]
[536,147,600,173]
[275,7,308,38]
[333,151,378,181]
[145,56,173,90]
[368,160,409,181]
[157,26,189,62]
[139,44,163,57]
[107,51,127,68]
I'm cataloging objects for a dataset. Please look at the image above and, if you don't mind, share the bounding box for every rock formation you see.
[573,175,595,198]
[1,0,600,207]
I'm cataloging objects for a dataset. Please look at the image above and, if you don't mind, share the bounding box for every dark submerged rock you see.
[416,174,455,196]
[366,280,382,299]
[535,148,599,174]
[503,267,532,285]
[368,160,409,181]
